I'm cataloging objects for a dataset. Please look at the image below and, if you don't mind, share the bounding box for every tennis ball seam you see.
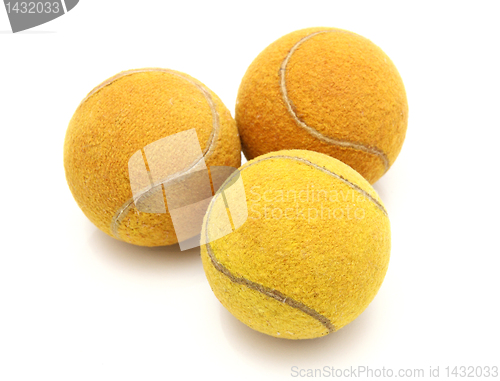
[204,153,388,334]
[205,245,335,334]
[87,69,222,240]
[279,30,390,172]
[220,154,387,216]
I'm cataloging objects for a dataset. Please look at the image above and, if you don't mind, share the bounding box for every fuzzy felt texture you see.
[64,69,241,247]
[236,27,408,184]
[201,150,390,339]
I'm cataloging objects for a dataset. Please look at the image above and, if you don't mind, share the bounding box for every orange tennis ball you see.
[64,69,241,247]
[236,27,408,183]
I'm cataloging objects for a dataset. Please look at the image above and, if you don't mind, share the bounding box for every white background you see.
[1,1,499,380]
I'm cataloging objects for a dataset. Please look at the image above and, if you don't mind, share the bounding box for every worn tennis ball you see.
[64,68,241,247]
[236,27,408,184]
[201,149,390,339]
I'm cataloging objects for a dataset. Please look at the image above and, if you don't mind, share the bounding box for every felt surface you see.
[236,27,408,183]
[201,150,390,339]
[64,69,241,246]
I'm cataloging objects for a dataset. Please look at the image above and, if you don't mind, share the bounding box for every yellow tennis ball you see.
[64,68,241,247]
[236,27,408,184]
[201,149,390,339]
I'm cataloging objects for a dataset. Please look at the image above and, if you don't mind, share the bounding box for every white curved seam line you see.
[279,30,389,171]
[101,69,220,239]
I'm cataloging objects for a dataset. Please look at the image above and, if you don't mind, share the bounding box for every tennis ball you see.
[236,27,408,184]
[201,149,390,339]
[64,68,241,247]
